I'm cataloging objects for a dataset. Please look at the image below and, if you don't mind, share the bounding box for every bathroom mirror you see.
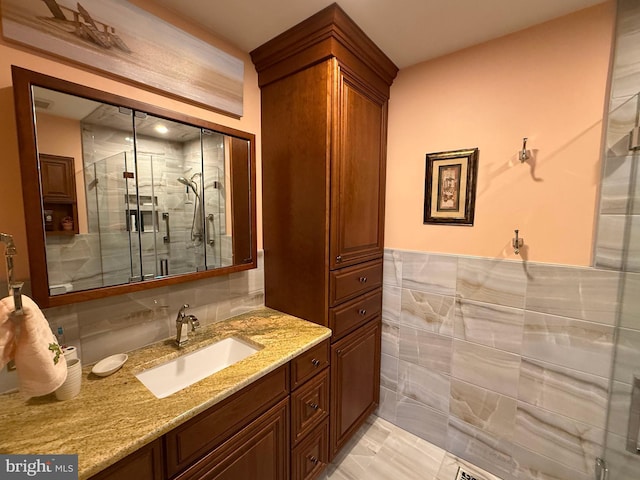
[12,66,256,308]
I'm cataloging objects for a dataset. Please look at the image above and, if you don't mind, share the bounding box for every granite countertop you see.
[0,308,331,479]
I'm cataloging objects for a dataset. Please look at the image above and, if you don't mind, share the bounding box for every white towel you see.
[0,295,67,398]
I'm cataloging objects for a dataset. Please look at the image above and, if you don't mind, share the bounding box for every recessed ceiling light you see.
[155,124,169,134]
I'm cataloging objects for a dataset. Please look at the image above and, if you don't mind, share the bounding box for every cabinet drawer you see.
[291,419,329,480]
[329,260,382,306]
[291,340,329,390]
[330,289,381,341]
[165,365,289,477]
[291,368,329,445]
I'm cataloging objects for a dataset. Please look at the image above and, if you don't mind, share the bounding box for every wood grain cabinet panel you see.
[291,368,329,445]
[291,420,329,480]
[88,439,163,480]
[329,260,382,306]
[165,365,289,477]
[291,340,329,389]
[330,318,381,457]
[40,154,76,201]
[329,289,382,341]
[251,2,397,468]
[175,398,289,480]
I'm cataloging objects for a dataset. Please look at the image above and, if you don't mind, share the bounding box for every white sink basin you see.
[135,337,261,398]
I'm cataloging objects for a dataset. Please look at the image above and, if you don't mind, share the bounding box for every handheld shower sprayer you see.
[177,174,203,243]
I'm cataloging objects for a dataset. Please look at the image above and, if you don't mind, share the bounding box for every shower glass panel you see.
[601,91,640,478]
[90,151,139,289]
[202,130,226,270]
[132,112,205,277]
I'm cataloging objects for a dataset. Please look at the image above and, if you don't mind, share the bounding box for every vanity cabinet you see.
[251,3,397,465]
[87,341,333,480]
[88,439,164,480]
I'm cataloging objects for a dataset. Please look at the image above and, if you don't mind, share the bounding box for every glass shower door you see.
[600,92,640,479]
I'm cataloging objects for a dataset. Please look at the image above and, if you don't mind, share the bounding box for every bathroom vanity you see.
[0,308,331,480]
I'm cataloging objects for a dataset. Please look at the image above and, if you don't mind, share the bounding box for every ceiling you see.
[150,0,605,69]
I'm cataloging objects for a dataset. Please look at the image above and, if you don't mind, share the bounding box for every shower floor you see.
[319,416,502,480]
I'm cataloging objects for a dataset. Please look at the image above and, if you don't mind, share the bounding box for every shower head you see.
[177,176,200,197]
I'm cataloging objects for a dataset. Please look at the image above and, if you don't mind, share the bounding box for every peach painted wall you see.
[0,0,262,283]
[35,112,88,234]
[385,2,615,266]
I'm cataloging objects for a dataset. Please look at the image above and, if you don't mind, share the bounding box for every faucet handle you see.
[187,314,200,330]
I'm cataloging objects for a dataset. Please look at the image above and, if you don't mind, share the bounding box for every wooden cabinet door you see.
[329,318,381,458]
[40,154,76,202]
[88,439,164,480]
[330,67,387,270]
[175,398,289,480]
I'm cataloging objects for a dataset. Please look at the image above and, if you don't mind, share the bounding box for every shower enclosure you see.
[82,115,229,291]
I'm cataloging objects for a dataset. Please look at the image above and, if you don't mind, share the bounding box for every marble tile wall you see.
[379,248,633,480]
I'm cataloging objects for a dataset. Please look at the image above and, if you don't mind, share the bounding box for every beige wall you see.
[385,2,615,266]
[0,0,262,282]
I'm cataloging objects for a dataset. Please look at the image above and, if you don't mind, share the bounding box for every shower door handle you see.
[163,212,170,244]
[206,214,215,246]
[627,375,640,454]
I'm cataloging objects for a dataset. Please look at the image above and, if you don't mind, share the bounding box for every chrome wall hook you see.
[519,137,531,162]
[512,229,524,255]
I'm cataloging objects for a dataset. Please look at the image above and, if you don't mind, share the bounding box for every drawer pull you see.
[307,455,319,465]
[358,308,367,316]
[311,358,321,367]
[307,402,319,410]
[359,276,368,283]
[336,255,342,263]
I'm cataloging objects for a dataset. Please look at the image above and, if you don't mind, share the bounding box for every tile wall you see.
[378,248,640,480]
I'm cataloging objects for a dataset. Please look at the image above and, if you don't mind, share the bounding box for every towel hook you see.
[519,137,531,162]
[512,229,524,255]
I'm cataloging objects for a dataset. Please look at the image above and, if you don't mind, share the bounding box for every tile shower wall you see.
[0,252,264,394]
[379,248,628,480]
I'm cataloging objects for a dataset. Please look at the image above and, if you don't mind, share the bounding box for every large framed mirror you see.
[12,66,257,308]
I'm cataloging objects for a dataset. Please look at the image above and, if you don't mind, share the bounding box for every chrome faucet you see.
[175,304,200,347]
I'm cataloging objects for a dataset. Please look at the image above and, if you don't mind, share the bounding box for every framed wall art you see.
[423,147,479,225]
[1,0,244,117]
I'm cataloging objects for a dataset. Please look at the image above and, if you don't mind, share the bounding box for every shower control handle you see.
[206,214,215,246]
[627,375,640,454]
[163,213,170,244]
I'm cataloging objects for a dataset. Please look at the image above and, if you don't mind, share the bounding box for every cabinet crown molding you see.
[250,2,398,89]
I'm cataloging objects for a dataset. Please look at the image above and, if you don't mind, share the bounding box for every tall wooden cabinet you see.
[251,3,397,467]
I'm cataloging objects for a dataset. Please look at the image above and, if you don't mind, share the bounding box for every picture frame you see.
[423,147,479,225]
[1,0,244,117]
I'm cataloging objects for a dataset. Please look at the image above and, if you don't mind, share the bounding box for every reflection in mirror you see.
[13,67,256,308]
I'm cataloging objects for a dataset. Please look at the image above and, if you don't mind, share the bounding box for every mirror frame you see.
[12,66,257,308]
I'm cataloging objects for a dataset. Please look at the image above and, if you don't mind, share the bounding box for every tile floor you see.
[320,415,501,480]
